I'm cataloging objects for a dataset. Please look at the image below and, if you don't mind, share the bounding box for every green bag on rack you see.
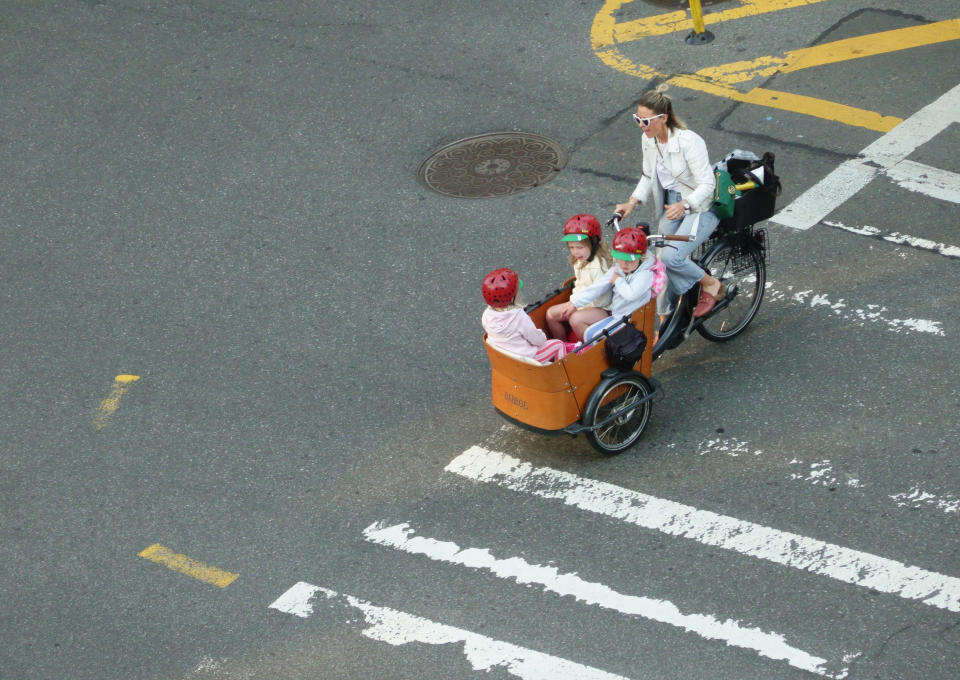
[712,169,739,219]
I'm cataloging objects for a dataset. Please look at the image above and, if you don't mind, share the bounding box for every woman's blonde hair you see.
[638,83,686,132]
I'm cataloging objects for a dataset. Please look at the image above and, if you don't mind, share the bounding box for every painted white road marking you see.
[788,460,863,489]
[269,581,321,618]
[445,447,960,613]
[885,160,960,205]
[890,488,960,515]
[363,522,854,678]
[763,281,945,336]
[697,437,763,457]
[825,220,960,259]
[269,582,631,680]
[772,161,877,231]
[772,82,960,230]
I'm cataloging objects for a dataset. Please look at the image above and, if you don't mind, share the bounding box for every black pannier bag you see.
[720,151,781,231]
[604,319,647,371]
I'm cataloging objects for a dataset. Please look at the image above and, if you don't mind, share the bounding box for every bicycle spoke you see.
[698,241,765,342]
[587,377,652,453]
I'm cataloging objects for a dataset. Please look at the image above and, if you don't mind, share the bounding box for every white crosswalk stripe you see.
[262,290,957,675]
[269,441,955,676]
[363,521,855,679]
[445,446,960,613]
[884,159,960,205]
[772,82,960,230]
[269,582,632,680]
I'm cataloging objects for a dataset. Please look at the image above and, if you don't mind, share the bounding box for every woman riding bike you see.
[614,83,726,319]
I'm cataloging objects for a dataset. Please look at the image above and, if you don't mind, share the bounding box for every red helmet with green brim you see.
[561,214,602,242]
[611,227,647,261]
[482,268,522,306]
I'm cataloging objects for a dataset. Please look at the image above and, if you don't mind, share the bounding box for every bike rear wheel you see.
[584,372,653,455]
[697,240,765,341]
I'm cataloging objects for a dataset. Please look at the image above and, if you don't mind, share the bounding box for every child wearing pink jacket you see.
[481,268,570,363]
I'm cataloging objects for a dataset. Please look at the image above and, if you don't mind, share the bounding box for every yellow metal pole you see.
[685,0,714,45]
[689,0,706,35]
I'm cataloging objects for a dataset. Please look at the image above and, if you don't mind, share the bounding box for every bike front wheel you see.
[697,241,765,341]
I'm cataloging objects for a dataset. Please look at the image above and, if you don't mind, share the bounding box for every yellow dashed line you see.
[139,544,239,588]
[93,374,140,430]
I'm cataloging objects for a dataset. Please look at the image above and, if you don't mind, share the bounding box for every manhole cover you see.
[417,132,568,198]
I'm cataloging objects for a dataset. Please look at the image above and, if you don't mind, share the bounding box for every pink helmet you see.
[482,268,521,306]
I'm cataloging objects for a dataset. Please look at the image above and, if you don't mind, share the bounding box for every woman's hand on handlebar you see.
[614,201,635,218]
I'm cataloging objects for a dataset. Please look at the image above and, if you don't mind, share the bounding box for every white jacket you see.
[631,128,715,216]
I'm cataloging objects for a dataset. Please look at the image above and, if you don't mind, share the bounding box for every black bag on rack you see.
[604,319,647,371]
[721,152,781,230]
[726,151,781,193]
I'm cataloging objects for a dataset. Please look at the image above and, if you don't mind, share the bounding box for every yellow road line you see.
[698,19,960,85]
[592,46,659,80]
[611,0,831,44]
[93,374,140,430]
[668,75,903,132]
[139,544,239,588]
[590,1,959,131]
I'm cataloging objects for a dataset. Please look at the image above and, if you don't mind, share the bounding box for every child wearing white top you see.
[545,214,614,342]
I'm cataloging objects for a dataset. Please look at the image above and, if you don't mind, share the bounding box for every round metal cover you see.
[418,132,567,198]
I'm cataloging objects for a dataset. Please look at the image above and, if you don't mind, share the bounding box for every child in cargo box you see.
[544,214,613,342]
[569,227,665,345]
[481,268,571,363]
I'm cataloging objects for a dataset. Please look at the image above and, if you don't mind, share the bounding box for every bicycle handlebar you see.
[607,213,691,243]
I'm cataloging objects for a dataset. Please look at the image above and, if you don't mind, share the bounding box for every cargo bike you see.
[484,156,777,454]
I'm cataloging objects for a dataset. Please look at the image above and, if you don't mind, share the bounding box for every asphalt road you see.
[2,1,958,679]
